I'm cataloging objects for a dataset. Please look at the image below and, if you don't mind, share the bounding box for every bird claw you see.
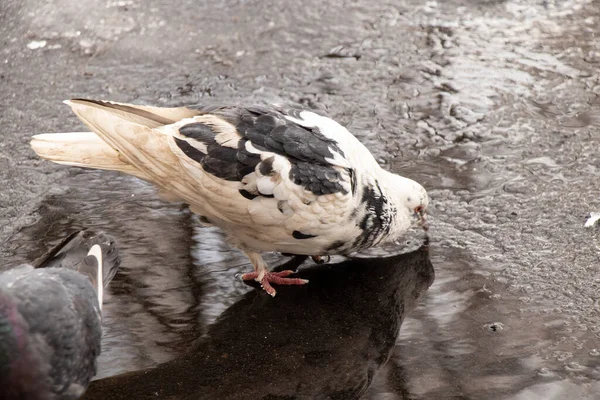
[241,270,309,297]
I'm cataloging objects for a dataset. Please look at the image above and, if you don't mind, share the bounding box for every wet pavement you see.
[1,0,600,398]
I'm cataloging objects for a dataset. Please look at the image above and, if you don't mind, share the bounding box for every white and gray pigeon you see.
[30,99,428,296]
[0,230,120,400]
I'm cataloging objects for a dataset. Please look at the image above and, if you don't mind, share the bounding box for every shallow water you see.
[82,244,435,400]
[1,0,600,398]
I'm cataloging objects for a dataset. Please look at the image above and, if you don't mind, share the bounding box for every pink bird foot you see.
[241,270,308,297]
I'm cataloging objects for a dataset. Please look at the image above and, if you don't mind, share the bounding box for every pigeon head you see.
[379,170,429,238]
[402,177,429,228]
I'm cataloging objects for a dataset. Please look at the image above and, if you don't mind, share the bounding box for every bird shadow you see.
[82,243,435,400]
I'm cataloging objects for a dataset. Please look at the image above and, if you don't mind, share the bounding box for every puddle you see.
[81,244,434,400]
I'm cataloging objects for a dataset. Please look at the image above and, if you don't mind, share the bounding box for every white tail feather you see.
[87,244,104,309]
[30,99,238,221]
[62,99,198,126]
[65,100,181,183]
[30,131,151,181]
[63,99,214,206]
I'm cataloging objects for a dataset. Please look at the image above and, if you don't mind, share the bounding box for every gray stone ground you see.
[1,0,600,398]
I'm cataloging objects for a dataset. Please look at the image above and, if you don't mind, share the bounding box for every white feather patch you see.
[247,197,287,225]
[585,212,600,228]
[256,176,276,195]
[87,244,103,310]
[284,111,347,142]
[194,115,240,148]
[284,110,377,168]
[245,141,263,155]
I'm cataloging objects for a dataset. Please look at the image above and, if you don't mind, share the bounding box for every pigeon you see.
[0,230,120,400]
[30,99,428,296]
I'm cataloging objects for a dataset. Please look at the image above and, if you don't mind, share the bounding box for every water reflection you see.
[6,171,202,375]
[82,244,434,400]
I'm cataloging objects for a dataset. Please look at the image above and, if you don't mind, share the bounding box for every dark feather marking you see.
[348,169,356,195]
[178,123,257,182]
[237,122,263,145]
[359,185,386,232]
[237,165,256,178]
[263,136,285,152]
[254,114,278,133]
[354,181,393,250]
[259,156,275,176]
[270,104,306,121]
[239,190,258,200]
[289,162,347,196]
[277,201,286,213]
[210,106,349,196]
[32,231,81,269]
[179,123,217,145]
[237,151,261,166]
[207,144,238,164]
[293,231,317,239]
[179,106,352,197]
[174,138,205,164]
[249,142,271,153]
[310,182,324,194]
[180,122,239,164]
[324,240,346,252]
[237,139,261,166]
[202,157,239,181]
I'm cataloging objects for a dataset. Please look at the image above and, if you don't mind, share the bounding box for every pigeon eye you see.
[414,205,423,214]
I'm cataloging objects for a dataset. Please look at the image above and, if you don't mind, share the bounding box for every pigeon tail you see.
[30,131,151,181]
[30,99,197,176]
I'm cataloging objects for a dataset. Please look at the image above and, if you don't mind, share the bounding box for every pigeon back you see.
[0,230,120,400]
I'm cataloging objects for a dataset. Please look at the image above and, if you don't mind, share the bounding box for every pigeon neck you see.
[352,171,401,250]
[0,293,25,358]
[371,169,421,240]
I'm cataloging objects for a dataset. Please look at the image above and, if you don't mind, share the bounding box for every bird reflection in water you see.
[83,240,434,400]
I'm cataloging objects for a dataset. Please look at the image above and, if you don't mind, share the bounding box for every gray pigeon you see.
[0,230,120,400]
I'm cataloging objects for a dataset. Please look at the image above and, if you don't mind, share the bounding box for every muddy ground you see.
[1,0,599,398]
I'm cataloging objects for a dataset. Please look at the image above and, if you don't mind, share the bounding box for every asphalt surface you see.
[1,0,600,398]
